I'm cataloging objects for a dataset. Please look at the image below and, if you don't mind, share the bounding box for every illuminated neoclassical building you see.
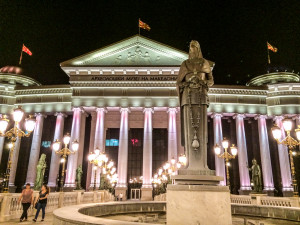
[0,35,300,199]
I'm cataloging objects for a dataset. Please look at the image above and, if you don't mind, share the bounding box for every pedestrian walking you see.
[33,184,49,222]
[18,183,33,222]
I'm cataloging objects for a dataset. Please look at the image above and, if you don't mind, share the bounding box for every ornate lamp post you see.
[88,150,117,191]
[152,154,187,194]
[52,133,79,192]
[0,106,36,193]
[271,119,300,197]
[214,138,238,188]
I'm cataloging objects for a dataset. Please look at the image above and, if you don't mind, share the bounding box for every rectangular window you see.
[105,128,120,167]
[152,128,168,175]
[127,128,143,181]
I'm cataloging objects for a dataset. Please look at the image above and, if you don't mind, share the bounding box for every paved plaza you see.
[1,213,299,225]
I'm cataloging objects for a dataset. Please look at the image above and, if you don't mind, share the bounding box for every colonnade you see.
[2,107,297,196]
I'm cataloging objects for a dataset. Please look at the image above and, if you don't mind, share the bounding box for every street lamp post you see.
[88,149,117,191]
[0,106,36,193]
[52,133,79,192]
[214,138,238,188]
[271,119,300,197]
[152,154,187,193]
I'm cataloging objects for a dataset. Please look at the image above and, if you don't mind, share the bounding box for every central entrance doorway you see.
[130,188,141,200]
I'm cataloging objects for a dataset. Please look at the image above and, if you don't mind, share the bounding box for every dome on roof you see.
[246,71,300,86]
[0,65,41,87]
[0,66,24,75]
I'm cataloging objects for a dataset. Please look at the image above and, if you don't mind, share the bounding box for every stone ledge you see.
[231,204,300,222]
[167,184,229,192]
[53,202,166,225]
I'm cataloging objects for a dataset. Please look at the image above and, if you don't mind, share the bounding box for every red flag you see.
[22,44,32,56]
[267,42,278,53]
[139,19,151,31]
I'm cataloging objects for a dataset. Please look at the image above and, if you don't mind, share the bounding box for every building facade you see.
[0,35,300,198]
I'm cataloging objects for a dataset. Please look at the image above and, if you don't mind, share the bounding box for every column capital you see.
[233,113,246,119]
[120,107,131,113]
[254,114,268,120]
[96,107,108,113]
[210,113,223,119]
[34,113,47,118]
[143,107,154,114]
[292,114,300,121]
[54,112,67,118]
[273,115,284,122]
[72,107,83,112]
[167,107,178,114]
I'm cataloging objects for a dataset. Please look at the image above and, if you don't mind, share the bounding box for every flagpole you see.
[19,44,23,65]
[267,42,271,64]
[138,18,140,35]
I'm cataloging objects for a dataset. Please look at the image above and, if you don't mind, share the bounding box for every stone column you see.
[25,113,46,186]
[255,115,274,194]
[48,113,66,188]
[65,108,83,188]
[211,113,226,186]
[90,108,107,188]
[0,136,5,166]
[274,116,293,196]
[234,114,251,194]
[87,111,97,190]
[115,108,130,200]
[9,137,21,190]
[167,108,178,161]
[141,108,154,201]
[77,112,87,168]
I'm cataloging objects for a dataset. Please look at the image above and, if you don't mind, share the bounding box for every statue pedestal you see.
[167,184,232,225]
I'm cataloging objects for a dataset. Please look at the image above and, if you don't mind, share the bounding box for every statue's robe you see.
[176,58,213,170]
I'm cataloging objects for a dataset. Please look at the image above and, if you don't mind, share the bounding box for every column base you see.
[238,187,252,195]
[8,186,17,193]
[167,184,232,225]
[263,189,275,196]
[115,186,127,201]
[63,184,75,192]
[283,190,294,197]
[141,187,153,201]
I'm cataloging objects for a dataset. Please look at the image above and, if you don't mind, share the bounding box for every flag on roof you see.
[267,42,278,53]
[22,44,32,56]
[139,19,151,31]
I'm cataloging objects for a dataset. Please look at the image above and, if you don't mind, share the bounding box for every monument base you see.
[167,184,232,225]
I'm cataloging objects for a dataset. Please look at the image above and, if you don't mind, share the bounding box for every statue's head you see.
[40,154,46,162]
[189,40,203,59]
[252,159,257,165]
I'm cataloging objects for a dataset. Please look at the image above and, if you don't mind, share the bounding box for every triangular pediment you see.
[60,35,189,67]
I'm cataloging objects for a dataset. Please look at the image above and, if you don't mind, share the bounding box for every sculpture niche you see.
[176,40,214,172]
[34,154,47,191]
[75,165,83,190]
[249,159,262,193]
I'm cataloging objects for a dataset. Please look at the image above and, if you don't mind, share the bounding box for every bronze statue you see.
[249,159,262,192]
[34,154,47,191]
[176,40,214,170]
[75,165,83,190]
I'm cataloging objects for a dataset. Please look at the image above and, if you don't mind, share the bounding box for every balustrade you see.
[0,190,113,222]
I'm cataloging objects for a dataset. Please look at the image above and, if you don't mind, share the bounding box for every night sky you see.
[1,0,300,85]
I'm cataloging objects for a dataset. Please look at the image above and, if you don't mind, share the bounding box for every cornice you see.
[70,82,176,87]
[16,88,72,95]
[267,90,300,97]
[209,88,267,96]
